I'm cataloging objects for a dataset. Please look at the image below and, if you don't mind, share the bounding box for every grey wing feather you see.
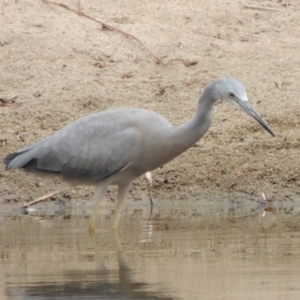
[4,111,137,181]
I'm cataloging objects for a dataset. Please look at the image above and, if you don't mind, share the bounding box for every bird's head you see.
[212,78,275,137]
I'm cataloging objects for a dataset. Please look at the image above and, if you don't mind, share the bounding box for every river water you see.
[1,197,300,299]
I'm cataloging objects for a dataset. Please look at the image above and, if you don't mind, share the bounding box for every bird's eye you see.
[228,92,235,98]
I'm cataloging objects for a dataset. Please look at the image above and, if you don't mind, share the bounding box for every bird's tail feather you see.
[4,147,61,174]
[4,150,37,171]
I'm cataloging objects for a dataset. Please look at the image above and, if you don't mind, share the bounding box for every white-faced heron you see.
[3,78,275,231]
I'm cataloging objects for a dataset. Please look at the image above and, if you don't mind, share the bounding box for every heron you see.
[3,78,275,231]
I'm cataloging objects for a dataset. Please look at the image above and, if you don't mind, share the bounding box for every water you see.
[1,200,300,300]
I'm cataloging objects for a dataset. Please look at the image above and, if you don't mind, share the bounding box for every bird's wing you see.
[5,111,138,181]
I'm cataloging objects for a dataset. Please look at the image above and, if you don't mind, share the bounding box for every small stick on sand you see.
[43,0,165,65]
[22,190,60,208]
[244,5,281,12]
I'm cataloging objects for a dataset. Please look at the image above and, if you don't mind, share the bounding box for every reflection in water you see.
[5,229,174,300]
[1,202,300,300]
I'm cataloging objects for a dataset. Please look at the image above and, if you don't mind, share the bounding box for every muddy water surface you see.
[1,201,300,300]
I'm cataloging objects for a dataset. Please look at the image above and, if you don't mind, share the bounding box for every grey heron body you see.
[3,78,275,231]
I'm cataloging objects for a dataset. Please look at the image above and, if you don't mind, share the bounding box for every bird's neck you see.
[167,91,217,159]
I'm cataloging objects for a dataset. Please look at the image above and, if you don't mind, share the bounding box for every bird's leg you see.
[89,181,110,234]
[111,182,132,230]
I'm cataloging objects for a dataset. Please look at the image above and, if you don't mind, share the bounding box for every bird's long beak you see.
[236,100,275,137]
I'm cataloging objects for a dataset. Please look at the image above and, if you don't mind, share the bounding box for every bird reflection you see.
[7,230,174,300]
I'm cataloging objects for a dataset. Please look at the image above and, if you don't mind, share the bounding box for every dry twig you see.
[22,190,60,208]
[244,5,281,12]
[43,0,165,65]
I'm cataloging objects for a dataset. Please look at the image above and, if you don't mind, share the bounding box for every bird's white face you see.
[238,93,248,102]
[226,90,248,108]
[223,81,249,110]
